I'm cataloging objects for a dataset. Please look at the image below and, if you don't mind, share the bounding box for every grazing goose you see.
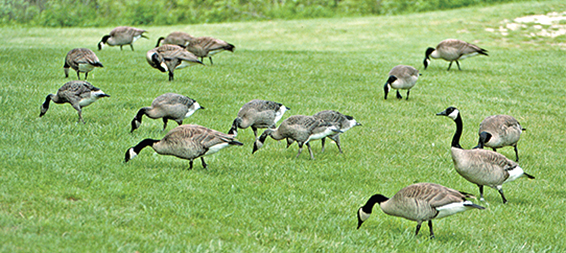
[357,183,485,238]
[63,48,103,80]
[424,39,488,71]
[384,65,420,100]
[476,114,524,162]
[228,99,290,139]
[130,93,204,133]
[186,36,235,65]
[125,124,243,170]
[146,44,204,81]
[312,110,361,153]
[98,26,148,51]
[252,115,341,159]
[436,107,535,203]
[155,31,194,48]
[39,81,110,123]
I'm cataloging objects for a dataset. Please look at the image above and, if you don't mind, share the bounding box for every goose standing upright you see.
[424,39,488,71]
[125,124,243,170]
[63,48,103,80]
[146,44,204,81]
[98,26,148,51]
[384,65,420,100]
[357,183,485,238]
[39,81,110,123]
[312,110,361,153]
[476,114,524,162]
[130,93,204,132]
[436,107,534,203]
[228,99,290,139]
[252,115,341,159]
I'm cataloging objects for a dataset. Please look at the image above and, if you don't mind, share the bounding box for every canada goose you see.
[63,48,103,80]
[97,26,148,51]
[436,107,535,203]
[39,80,110,123]
[155,31,194,48]
[476,115,524,162]
[252,115,341,159]
[130,93,204,133]
[125,124,243,170]
[228,99,290,139]
[312,110,361,153]
[384,65,420,100]
[357,183,485,238]
[424,39,488,71]
[146,44,204,81]
[186,36,235,65]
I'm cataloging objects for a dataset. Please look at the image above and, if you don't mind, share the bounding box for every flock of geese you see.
[37,26,535,238]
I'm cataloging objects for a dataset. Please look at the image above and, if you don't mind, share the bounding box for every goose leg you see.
[321,137,326,152]
[306,142,314,160]
[406,90,410,100]
[201,157,207,169]
[168,71,174,81]
[296,143,303,158]
[162,118,168,131]
[76,71,81,80]
[252,126,258,140]
[478,185,485,201]
[209,56,213,65]
[188,160,194,170]
[84,72,88,80]
[456,60,461,70]
[120,45,123,51]
[415,221,422,236]
[428,220,435,239]
[514,145,519,162]
[498,188,508,204]
[334,135,343,153]
[72,103,84,124]
[447,61,453,71]
[396,90,402,99]
[130,44,134,51]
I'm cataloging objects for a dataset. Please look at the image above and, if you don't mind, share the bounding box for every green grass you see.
[1,0,566,252]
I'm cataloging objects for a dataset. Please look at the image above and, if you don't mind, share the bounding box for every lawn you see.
[1,0,565,252]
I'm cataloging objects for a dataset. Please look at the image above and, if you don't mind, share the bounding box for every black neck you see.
[361,194,389,214]
[135,107,149,122]
[451,114,463,149]
[133,138,159,154]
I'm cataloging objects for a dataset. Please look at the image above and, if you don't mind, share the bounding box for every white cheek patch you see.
[358,209,371,222]
[160,62,169,72]
[448,109,459,120]
[128,148,138,160]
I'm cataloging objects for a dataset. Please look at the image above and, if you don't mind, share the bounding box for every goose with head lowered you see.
[476,114,524,162]
[146,44,204,81]
[228,99,290,140]
[98,26,148,51]
[39,80,110,123]
[312,110,361,153]
[424,39,488,71]
[357,182,485,238]
[155,31,194,48]
[252,115,341,159]
[125,124,243,170]
[130,93,204,132]
[64,48,103,80]
[384,65,420,100]
[436,107,534,203]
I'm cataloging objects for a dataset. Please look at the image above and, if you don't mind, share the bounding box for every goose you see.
[125,124,243,170]
[146,44,204,81]
[63,48,103,80]
[312,110,361,153]
[357,182,485,238]
[185,36,235,65]
[252,115,341,159]
[130,93,204,133]
[155,31,194,48]
[39,80,110,123]
[424,39,488,71]
[97,26,148,51]
[228,99,290,139]
[384,65,420,100]
[436,107,535,203]
[476,114,524,162]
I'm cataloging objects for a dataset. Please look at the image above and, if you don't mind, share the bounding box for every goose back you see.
[64,48,103,80]
[478,115,522,149]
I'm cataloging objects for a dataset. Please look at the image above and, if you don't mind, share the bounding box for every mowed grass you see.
[1,0,566,251]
